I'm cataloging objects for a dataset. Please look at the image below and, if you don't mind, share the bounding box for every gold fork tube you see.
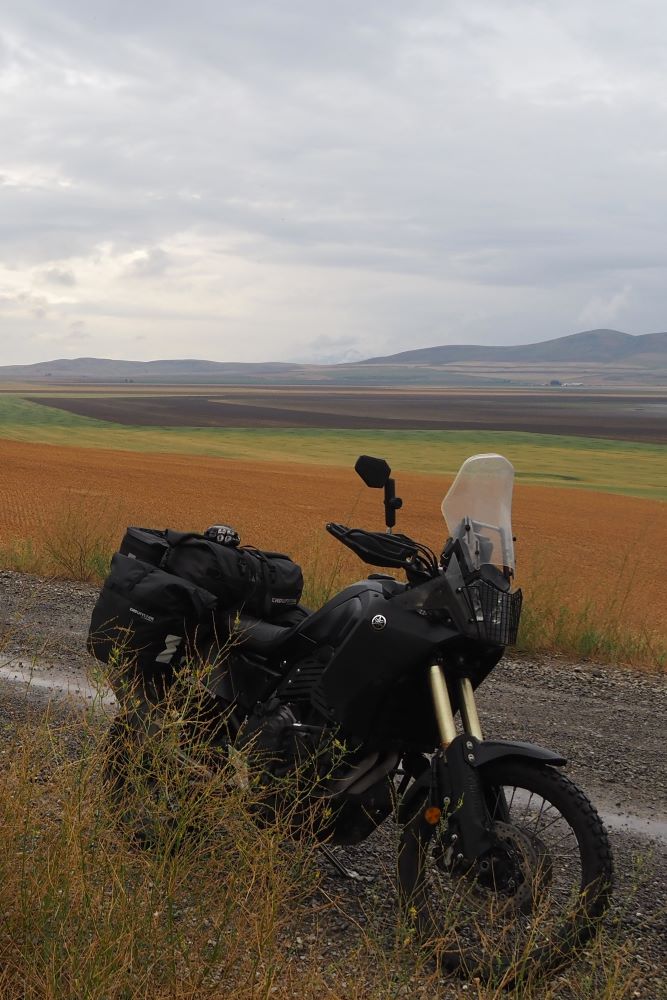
[429,663,457,748]
[458,676,483,740]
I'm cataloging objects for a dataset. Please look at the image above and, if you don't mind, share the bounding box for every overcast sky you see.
[1,1,665,365]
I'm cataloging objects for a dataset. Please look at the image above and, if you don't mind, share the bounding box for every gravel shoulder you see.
[0,569,665,995]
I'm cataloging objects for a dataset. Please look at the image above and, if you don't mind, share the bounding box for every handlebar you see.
[326,523,439,577]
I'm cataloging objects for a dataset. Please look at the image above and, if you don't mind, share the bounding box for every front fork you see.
[429,665,483,745]
[402,663,565,860]
[427,663,493,861]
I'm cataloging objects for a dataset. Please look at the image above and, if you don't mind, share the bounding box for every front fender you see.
[397,739,565,826]
[473,738,566,768]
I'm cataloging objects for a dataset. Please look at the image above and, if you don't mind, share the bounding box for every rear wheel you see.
[398,760,613,981]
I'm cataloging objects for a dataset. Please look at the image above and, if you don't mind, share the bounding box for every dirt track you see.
[0,569,665,995]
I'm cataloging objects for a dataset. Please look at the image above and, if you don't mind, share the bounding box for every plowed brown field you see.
[0,438,664,637]
[26,387,667,442]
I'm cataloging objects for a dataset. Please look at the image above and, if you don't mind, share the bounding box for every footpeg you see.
[319,844,375,882]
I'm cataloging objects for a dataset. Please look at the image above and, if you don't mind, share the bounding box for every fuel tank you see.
[296,577,459,747]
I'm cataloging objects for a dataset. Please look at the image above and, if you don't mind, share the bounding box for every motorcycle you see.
[101,452,613,977]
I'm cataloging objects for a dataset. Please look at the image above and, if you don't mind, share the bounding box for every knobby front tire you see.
[398,759,613,983]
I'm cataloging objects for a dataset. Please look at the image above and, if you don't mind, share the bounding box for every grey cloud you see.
[126,247,170,278]
[42,267,77,286]
[291,334,366,364]
[0,0,665,363]
[578,286,633,328]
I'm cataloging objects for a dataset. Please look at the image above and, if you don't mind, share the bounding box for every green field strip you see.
[1,394,665,500]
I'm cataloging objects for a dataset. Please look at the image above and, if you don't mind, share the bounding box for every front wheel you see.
[398,759,613,982]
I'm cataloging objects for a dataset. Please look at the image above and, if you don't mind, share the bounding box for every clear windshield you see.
[442,454,516,573]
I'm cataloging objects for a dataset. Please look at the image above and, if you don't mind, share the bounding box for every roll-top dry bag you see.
[164,536,303,620]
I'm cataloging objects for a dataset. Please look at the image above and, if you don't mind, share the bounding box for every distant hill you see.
[0,357,301,381]
[363,329,667,365]
[0,329,665,385]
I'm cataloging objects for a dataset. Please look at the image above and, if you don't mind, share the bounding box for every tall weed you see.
[42,494,121,582]
[0,494,120,584]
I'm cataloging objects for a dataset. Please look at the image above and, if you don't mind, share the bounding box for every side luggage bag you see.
[87,553,217,693]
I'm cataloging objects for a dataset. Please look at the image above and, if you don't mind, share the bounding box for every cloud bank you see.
[0,1,665,363]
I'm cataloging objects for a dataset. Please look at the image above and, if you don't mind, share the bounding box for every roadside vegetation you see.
[0,438,659,995]
[0,514,663,672]
[0,671,640,1000]
[516,591,665,670]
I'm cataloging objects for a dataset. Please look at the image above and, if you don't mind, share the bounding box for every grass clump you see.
[41,501,119,583]
[0,537,43,576]
[0,700,324,1000]
[0,495,119,584]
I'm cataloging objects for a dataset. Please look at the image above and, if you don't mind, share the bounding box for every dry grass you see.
[515,545,666,670]
[0,664,640,1000]
[0,496,121,584]
[0,709,321,999]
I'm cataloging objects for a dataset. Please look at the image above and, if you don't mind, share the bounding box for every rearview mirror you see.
[355,455,391,489]
[354,455,402,532]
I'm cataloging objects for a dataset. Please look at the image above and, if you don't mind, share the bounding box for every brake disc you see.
[489,820,541,911]
[439,820,541,913]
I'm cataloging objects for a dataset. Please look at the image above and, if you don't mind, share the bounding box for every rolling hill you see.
[363,329,667,365]
[0,329,665,385]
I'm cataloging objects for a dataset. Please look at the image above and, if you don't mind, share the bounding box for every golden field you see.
[0,437,664,663]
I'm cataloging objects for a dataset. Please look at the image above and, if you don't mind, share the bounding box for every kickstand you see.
[319,844,374,883]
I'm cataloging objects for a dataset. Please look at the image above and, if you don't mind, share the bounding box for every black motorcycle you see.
[93,452,613,977]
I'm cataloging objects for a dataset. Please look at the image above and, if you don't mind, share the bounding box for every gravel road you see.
[0,569,665,996]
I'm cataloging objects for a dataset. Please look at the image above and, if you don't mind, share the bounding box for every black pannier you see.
[164,535,260,609]
[87,553,217,685]
[164,536,303,621]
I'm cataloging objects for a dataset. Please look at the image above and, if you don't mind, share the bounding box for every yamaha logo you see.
[371,614,387,631]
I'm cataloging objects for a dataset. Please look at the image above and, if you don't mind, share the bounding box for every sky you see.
[1,0,665,365]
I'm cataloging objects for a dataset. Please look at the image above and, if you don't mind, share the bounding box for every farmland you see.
[0,394,665,500]
[15,383,667,442]
[0,385,664,665]
[0,435,665,661]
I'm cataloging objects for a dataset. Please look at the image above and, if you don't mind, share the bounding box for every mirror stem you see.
[384,478,403,533]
